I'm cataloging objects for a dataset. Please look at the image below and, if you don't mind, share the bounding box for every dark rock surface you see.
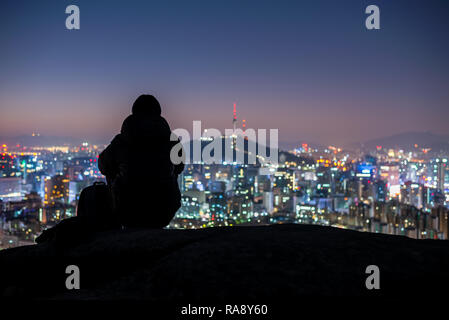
[1,224,449,300]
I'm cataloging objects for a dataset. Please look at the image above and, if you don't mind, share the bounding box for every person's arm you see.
[98,135,124,180]
[98,144,114,177]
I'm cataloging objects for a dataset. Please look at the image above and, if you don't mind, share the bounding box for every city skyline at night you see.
[2,1,449,305]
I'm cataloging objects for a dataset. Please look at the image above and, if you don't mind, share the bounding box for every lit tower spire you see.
[242,119,247,140]
[233,102,237,132]
[232,102,237,150]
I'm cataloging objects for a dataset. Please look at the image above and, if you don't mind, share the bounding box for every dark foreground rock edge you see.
[1,224,449,300]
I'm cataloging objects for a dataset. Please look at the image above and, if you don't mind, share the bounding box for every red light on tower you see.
[302,143,308,152]
[232,102,237,134]
[242,119,247,140]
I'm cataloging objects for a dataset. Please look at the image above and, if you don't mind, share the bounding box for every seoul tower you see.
[232,102,237,150]
[233,102,237,132]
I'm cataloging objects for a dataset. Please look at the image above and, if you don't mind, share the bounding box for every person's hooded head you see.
[131,94,161,117]
[121,94,170,138]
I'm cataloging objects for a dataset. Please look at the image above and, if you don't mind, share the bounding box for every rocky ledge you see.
[1,224,449,300]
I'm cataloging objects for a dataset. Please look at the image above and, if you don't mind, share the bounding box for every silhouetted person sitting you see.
[99,94,184,228]
[36,95,183,245]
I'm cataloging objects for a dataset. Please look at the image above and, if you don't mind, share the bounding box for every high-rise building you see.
[44,175,70,206]
[263,191,273,214]
[434,159,447,192]
[0,177,22,201]
[0,154,18,178]
[208,181,227,221]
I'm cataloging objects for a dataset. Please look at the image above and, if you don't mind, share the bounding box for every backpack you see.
[35,182,119,245]
[77,181,118,230]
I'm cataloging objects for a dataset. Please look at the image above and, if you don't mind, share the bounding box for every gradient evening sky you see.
[0,0,448,146]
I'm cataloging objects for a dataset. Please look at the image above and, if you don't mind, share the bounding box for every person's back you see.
[99,95,184,228]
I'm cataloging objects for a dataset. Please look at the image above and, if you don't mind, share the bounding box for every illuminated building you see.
[180,165,196,191]
[179,195,202,219]
[373,179,388,202]
[400,182,424,209]
[0,177,22,201]
[432,159,447,192]
[0,154,18,178]
[380,164,400,198]
[315,166,332,198]
[263,191,273,214]
[208,181,227,222]
[17,155,41,180]
[431,206,449,239]
[44,175,70,206]
[356,163,375,179]
[229,194,252,220]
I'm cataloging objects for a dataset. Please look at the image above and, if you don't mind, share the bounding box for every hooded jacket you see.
[98,95,184,227]
[99,95,184,183]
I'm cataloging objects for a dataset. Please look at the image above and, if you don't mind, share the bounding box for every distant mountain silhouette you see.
[0,135,108,147]
[352,131,449,152]
[2,224,449,299]
[279,150,315,165]
[180,136,314,166]
[278,140,325,151]
[181,136,277,165]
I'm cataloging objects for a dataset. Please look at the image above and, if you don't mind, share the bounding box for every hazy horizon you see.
[1,129,448,152]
